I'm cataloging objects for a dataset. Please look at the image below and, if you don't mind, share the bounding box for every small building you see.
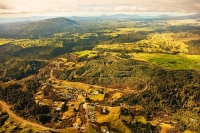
[52,101,65,112]
[93,90,99,95]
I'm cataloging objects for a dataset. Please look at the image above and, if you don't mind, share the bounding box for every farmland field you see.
[133,53,200,70]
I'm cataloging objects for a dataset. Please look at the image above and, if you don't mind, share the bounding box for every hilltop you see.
[0,17,78,38]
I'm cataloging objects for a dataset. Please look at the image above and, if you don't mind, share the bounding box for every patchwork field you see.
[74,50,98,58]
[133,53,200,70]
[111,119,131,133]
[96,106,120,123]
[95,32,200,54]
[111,92,123,102]
[0,38,63,48]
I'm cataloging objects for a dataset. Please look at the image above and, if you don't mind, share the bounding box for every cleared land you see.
[133,53,200,70]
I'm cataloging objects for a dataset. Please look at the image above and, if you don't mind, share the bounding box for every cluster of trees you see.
[0,58,47,82]
[0,42,70,60]
[125,121,158,133]
[0,108,9,126]
[53,58,152,89]
[14,39,63,48]
[105,32,147,44]
[0,78,51,124]
[114,69,200,132]
[187,40,200,54]
[164,25,200,34]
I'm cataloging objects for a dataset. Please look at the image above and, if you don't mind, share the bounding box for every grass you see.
[64,62,75,67]
[59,128,78,133]
[73,116,82,127]
[103,27,152,37]
[0,38,63,48]
[0,38,12,45]
[134,116,147,124]
[96,106,120,123]
[88,93,105,101]
[95,32,200,54]
[96,114,119,123]
[77,95,85,101]
[95,43,136,51]
[74,50,97,58]
[80,33,98,39]
[58,58,67,62]
[129,105,144,111]
[62,109,74,119]
[62,102,81,119]
[121,115,132,121]
[81,50,200,71]
[108,106,120,114]
[1,117,42,132]
[39,99,53,106]
[0,38,64,48]
[117,27,153,32]
[133,53,200,71]
[167,20,199,26]
[14,39,63,48]
[159,123,174,133]
[111,119,131,133]
[60,80,90,92]
[103,32,122,37]
[183,130,196,133]
[71,101,82,110]
[87,127,97,133]
[111,92,122,102]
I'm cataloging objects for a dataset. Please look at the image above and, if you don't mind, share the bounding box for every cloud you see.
[0,0,199,15]
[76,5,147,12]
[0,3,12,10]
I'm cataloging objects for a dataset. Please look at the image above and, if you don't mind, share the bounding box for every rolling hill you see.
[0,17,78,38]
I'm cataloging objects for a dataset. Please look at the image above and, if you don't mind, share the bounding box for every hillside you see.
[95,13,200,20]
[0,18,199,132]
[0,17,78,38]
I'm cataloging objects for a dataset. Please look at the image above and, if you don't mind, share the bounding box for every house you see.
[100,108,109,114]
[52,101,65,112]
[93,90,99,95]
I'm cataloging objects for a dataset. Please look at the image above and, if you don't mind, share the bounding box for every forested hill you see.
[0,17,78,38]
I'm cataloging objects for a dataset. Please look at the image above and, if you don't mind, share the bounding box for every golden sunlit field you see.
[0,38,12,45]
[133,53,200,70]
[111,119,131,133]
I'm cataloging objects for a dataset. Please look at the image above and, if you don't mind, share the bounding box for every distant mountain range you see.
[0,17,78,38]
[175,13,200,20]
[96,13,200,20]
[0,13,199,38]
[0,13,199,24]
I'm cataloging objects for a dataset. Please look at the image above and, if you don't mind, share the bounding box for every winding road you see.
[0,101,49,130]
[0,101,80,132]
[50,69,148,93]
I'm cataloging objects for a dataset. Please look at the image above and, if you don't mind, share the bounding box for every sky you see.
[0,0,199,17]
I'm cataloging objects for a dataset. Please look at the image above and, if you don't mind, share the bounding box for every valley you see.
[0,15,199,133]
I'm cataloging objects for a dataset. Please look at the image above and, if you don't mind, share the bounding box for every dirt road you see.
[0,101,49,130]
